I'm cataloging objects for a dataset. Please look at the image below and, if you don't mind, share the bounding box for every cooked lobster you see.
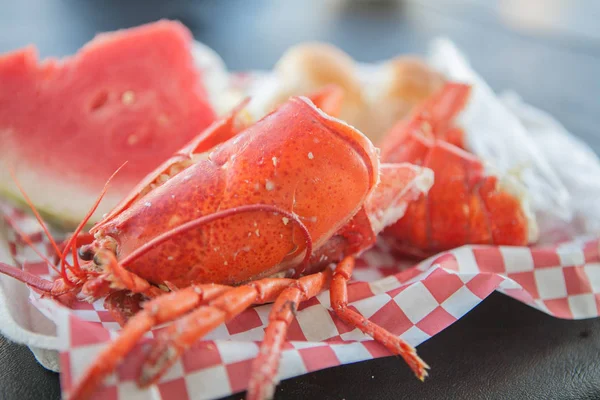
[0,96,433,400]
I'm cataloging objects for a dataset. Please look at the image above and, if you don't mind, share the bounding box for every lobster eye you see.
[78,245,94,261]
[93,254,103,266]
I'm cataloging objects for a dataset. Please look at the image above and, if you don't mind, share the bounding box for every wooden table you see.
[1,1,599,399]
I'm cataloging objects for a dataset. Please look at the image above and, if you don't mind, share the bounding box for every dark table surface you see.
[1,1,600,399]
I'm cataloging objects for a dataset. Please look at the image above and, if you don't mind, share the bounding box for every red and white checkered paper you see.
[2,203,599,400]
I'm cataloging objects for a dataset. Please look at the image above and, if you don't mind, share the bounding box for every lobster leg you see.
[137,270,331,387]
[80,252,163,299]
[104,291,146,327]
[410,82,471,146]
[67,283,232,400]
[330,256,429,380]
[246,271,331,400]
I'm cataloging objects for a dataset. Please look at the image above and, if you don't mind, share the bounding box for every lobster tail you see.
[380,81,537,257]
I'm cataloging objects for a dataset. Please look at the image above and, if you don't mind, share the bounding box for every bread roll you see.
[252,43,367,128]
[364,56,447,144]
[248,43,447,146]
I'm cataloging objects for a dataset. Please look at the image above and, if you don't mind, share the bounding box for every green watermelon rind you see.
[0,185,90,232]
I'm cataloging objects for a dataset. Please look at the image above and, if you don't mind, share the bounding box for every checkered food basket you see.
[0,38,599,400]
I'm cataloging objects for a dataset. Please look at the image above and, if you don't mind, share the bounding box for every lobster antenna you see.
[60,162,128,276]
[9,222,61,276]
[9,168,65,263]
[120,204,313,276]
[0,261,55,293]
[0,261,71,297]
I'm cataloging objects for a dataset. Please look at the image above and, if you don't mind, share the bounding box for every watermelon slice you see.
[0,20,216,228]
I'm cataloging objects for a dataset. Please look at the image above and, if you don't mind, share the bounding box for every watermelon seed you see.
[89,91,109,112]
[128,135,139,145]
[121,91,136,105]
[158,114,169,126]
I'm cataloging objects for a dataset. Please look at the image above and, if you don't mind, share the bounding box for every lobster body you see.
[93,98,378,287]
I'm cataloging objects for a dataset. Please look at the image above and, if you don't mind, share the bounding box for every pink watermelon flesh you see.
[0,20,216,227]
